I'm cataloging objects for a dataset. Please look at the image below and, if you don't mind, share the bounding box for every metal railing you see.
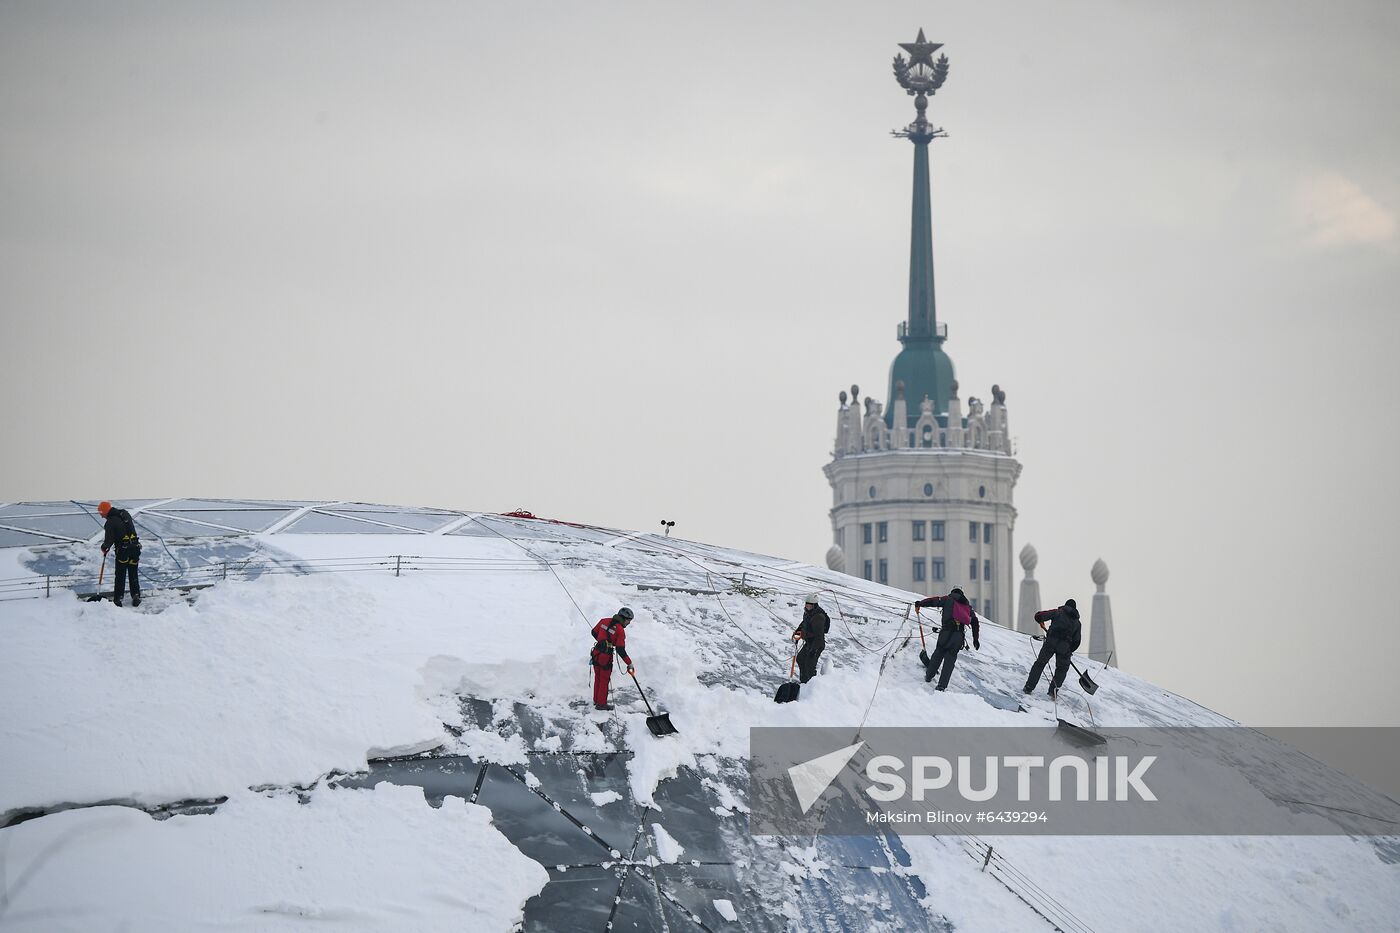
[0,553,559,603]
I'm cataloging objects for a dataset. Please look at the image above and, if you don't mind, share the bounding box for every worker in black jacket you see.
[1024,599,1082,698]
[914,587,980,691]
[98,500,142,607]
[792,594,830,683]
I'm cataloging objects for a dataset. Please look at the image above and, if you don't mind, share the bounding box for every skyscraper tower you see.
[824,31,1022,621]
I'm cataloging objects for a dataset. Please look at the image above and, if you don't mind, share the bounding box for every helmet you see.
[804,593,820,605]
[615,607,635,623]
[949,586,965,598]
[97,501,112,516]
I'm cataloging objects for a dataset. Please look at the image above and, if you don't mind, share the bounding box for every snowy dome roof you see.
[2,500,1397,930]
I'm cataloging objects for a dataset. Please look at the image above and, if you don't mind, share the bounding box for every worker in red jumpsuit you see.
[590,607,635,710]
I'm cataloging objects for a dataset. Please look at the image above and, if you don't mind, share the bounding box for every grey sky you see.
[2,1,1398,732]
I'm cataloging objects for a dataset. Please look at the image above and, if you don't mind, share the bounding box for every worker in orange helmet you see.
[97,501,142,607]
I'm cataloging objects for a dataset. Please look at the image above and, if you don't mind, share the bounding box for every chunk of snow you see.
[651,823,684,863]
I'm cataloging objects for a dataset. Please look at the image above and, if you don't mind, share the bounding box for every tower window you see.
[984,559,991,581]
[932,559,945,581]
[877,522,888,543]
[984,600,992,618]
[978,485,986,498]
[983,523,992,544]
[913,558,926,582]
[969,558,978,580]
[931,521,945,541]
[912,521,925,542]
[970,598,978,612]
[862,523,872,545]
[878,559,888,584]
[968,522,978,542]
[923,482,934,497]
[863,560,873,581]
[868,485,877,499]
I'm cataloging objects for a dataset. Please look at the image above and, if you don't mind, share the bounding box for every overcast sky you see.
[2,1,1398,733]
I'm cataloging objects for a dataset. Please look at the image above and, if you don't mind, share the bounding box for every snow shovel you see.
[629,671,678,736]
[1068,658,1099,695]
[775,652,800,704]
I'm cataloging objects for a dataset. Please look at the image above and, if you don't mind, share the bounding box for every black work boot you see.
[133,596,142,608]
[594,703,614,711]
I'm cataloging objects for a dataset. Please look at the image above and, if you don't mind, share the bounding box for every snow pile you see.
[0,783,546,931]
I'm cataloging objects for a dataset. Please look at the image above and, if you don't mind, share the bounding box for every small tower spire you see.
[887,29,956,429]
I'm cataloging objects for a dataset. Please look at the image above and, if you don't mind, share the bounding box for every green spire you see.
[887,30,955,430]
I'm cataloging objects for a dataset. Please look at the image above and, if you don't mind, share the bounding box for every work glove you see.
[627,666,635,675]
[101,546,109,555]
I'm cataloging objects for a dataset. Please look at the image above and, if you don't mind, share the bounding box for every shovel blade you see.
[646,714,678,736]
[774,682,801,704]
[1078,671,1099,695]
[1056,718,1107,747]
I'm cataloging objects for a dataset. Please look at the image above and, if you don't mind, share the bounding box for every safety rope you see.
[470,515,593,627]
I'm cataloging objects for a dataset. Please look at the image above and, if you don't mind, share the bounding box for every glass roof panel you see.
[473,516,583,544]
[158,499,292,513]
[131,514,246,539]
[155,510,290,532]
[282,512,410,535]
[209,499,329,509]
[1,514,103,540]
[446,520,497,538]
[320,510,455,532]
[0,504,84,517]
[522,867,621,933]
[473,765,613,865]
[333,503,460,515]
[0,529,54,548]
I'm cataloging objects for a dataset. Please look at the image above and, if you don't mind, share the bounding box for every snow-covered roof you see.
[1,500,1397,930]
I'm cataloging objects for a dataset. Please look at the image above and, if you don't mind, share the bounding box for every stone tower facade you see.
[822,30,1022,622]
[823,384,1020,620]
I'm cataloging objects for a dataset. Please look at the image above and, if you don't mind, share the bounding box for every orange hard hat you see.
[97,501,112,516]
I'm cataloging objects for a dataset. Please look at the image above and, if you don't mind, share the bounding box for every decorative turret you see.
[1088,558,1118,667]
[1017,543,1042,635]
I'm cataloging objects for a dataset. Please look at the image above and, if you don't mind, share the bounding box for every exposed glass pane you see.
[474,765,615,865]
[2,514,103,540]
[607,867,667,932]
[0,529,52,547]
[280,512,399,535]
[0,503,92,517]
[320,510,452,532]
[521,867,622,933]
[520,754,637,853]
[447,520,497,538]
[654,864,786,933]
[156,510,288,532]
[133,514,245,539]
[335,756,483,806]
[158,498,291,512]
[332,502,459,515]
